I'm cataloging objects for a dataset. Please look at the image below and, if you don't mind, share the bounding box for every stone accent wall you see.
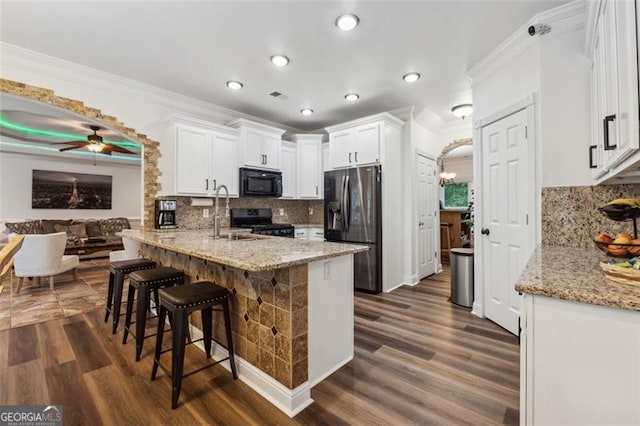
[140,244,309,389]
[542,184,640,248]
[158,196,325,230]
[0,79,161,230]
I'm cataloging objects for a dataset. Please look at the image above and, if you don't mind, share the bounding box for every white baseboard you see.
[383,282,405,293]
[308,354,352,388]
[188,325,313,417]
[471,301,484,318]
[403,274,419,287]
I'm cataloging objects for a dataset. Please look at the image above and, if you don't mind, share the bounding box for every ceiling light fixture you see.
[270,55,290,67]
[335,14,360,31]
[402,72,421,83]
[344,93,360,102]
[439,160,456,186]
[226,80,243,90]
[300,108,314,116]
[451,104,473,119]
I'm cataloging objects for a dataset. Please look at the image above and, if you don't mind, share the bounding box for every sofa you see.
[1,217,131,257]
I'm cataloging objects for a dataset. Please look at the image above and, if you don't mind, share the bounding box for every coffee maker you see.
[154,199,178,229]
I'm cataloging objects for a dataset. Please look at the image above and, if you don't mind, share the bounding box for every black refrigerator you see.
[324,165,382,293]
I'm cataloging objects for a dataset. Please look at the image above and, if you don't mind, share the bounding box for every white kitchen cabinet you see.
[294,228,308,239]
[175,124,210,195]
[587,0,640,180]
[280,141,297,199]
[308,227,325,241]
[322,142,330,172]
[326,116,389,169]
[295,135,322,199]
[520,294,640,424]
[163,116,239,197]
[229,118,285,171]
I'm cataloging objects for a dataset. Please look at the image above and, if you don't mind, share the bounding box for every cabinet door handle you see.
[205,179,209,190]
[213,179,217,190]
[349,152,352,163]
[589,145,597,169]
[265,154,268,165]
[603,115,617,150]
[316,185,318,195]
[355,151,358,162]
[481,228,490,236]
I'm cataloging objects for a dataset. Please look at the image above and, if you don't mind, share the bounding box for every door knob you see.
[481,228,490,235]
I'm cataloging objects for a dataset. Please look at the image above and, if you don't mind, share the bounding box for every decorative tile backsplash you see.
[158,197,324,230]
[542,184,640,248]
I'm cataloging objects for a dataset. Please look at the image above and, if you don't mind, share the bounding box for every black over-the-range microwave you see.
[239,167,283,197]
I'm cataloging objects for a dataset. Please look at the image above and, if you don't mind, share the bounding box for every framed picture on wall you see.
[32,170,112,209]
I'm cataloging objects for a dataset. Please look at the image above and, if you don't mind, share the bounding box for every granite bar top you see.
[125,229,368,272]
[516,245,640,311]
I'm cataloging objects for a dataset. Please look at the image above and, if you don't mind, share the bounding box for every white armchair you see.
[109,229,142,262]
[13,232,80,292]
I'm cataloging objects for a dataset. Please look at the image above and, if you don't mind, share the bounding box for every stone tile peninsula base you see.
[139,242,356,417]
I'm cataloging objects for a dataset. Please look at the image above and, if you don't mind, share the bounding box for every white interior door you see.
[480,109,530,335]
[417,152,437,279]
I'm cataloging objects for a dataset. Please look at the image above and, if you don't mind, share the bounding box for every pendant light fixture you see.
[439,159,456,186]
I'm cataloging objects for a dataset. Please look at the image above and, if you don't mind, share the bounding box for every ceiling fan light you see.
[270,55,290,67]
[344,93,360,102]
[335,14,360,31]
[451,104,473,119]
[226,80,243,90]
[402,72,421,83]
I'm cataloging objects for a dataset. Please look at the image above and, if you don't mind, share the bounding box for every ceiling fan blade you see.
[104,144,138,155]
[59,145,86,152]
[50,140,86,145]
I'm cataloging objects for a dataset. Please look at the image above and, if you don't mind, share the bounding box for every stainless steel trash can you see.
[450,248,474,308]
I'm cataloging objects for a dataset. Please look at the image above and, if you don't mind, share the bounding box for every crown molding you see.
[468,0,586,86]
[0,43,305,134]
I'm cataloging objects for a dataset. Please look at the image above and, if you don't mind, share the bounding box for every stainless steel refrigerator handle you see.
[343,175,351,232]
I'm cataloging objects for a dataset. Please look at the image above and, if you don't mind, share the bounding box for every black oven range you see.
[230,208,294,238]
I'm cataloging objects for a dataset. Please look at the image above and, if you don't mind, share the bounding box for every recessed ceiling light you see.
[270,55,290,67]
[300,108,314,116]
[335,14,360,31]
[402,72,421,83]
[451,104,473,119]
[226,80,243,90]
[344,93,360,102]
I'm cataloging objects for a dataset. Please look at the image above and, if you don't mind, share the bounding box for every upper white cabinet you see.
[229,119,285,171]
[326,114,401,169]
[587,0,640,180]
[294,134,322,199]
[162,116,239,197]
[322,142,330,172]
[280,141,297,199]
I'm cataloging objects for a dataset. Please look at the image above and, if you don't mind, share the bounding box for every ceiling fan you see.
[51,125,137,155]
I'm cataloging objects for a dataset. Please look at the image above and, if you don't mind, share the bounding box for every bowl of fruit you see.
[600,257,640,286]
[593,232,640,257]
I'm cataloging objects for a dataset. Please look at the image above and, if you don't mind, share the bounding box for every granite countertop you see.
[516,245,640,311]
[125,229,368,271]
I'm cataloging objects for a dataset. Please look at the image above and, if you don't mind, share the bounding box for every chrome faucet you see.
[213,184,229,239]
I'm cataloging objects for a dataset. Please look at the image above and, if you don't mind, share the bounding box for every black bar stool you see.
[151,281,238,409]
[105,258,157,334]
[123,266,185,361]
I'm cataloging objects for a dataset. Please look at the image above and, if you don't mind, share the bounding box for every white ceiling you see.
[0,0,571,131]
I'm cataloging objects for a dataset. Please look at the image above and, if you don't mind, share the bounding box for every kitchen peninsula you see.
[516,246,640,425]
[126,229,368,416]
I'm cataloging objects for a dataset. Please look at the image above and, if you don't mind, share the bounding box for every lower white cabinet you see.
[520,294,640,424]
[295,227,324,241]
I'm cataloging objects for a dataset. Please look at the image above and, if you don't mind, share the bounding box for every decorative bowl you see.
[593,239,640,258]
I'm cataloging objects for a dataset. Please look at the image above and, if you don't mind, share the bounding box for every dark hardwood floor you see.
[0,265,519,425]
